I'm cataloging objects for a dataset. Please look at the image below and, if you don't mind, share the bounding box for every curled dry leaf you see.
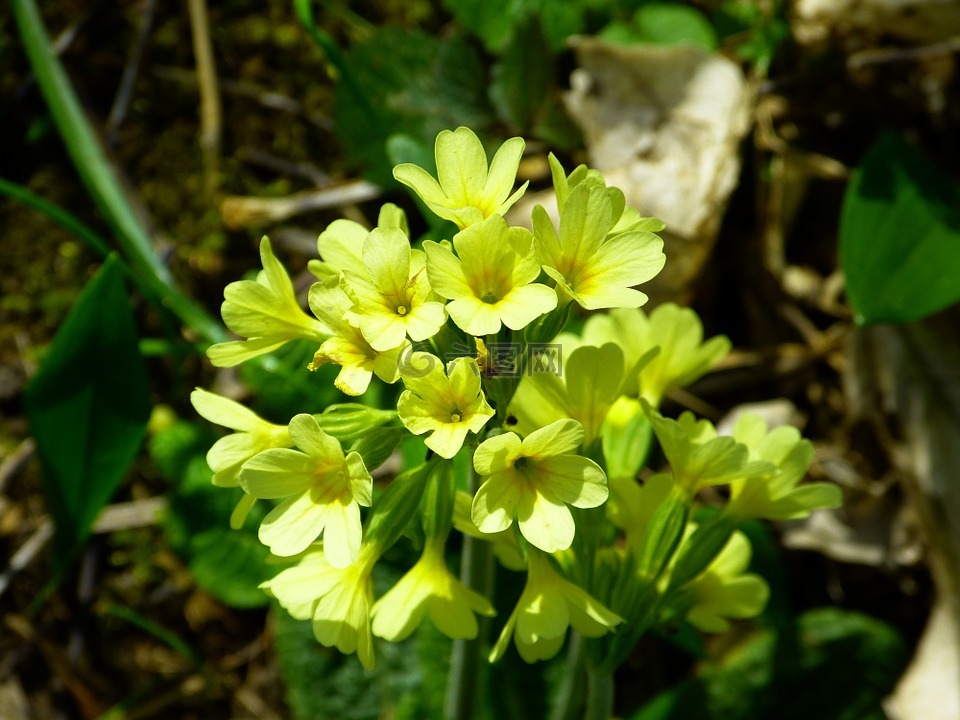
[562,38,752,304]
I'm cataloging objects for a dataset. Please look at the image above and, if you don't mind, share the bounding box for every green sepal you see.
[667,514,739,591]
[590,573,660,674]
[636,484,689,580]
[523,300,571,345]
[312,404,397,441]
[601,398,653,481]
[363,461,434,555]
[421,459,455,543]
[350,426,406,471]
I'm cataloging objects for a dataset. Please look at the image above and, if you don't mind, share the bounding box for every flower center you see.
[480,291,499,304]
[396,305,408,316]
[450,412,462,423]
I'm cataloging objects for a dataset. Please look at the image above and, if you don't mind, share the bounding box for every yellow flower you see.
[397,353,495,459]
[308,277,404,396]
[471,419,608,553]
[453,490,525,571]
[533,182,665,310]
[510,343,625,448]
[581,304,730,405]
[207,237,330,367]
[240,414,372,567]
[371,539,495,641]
[490,551,623,663]
[646,405,773,495]
[311,218,367,280]
[262,544,377,669]
[394,127,528,229]
[726,414,842,521]
[680,531,769,633]
[190,388,292,528]
[342,226,446,351]
[190,388,292,488]
[423,214,557,336]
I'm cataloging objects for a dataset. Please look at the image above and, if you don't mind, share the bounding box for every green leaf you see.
[600,4,718,50]
[713,1,788,71]
[490,18,552,132]
[273,562,449,720]
[24,255,151,573]
[442,0,586,52]
[630,608,907,720]
[239,339,347,422]
[152,425,272,608]
[334,28,494,185]
[10,0,224,342]
[840,132,960,325]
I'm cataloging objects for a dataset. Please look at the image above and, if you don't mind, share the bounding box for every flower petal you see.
[259,492,329,556]
[240,448,315,498]
[474,432,522,475]
[535,455,608,509]
[520,418,584,458]
[289,414,344,461]
[322,500,362,569]
[517,490,575,552]
[472,471,522,534]
[436,126,488,205]
[190,388,265,431]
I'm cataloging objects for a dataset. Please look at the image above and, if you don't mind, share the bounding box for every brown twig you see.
[0,438,35,496]
[106,0,157,144]
[187,0,222,197]
[848,36,960,70]
[220,180,381,229]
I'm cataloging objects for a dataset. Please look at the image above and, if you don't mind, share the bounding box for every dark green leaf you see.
[186,526,273,608]
[334,28,494,185]
[713,1,788,70]
[442,0,586,52]
[600,4,718,50]
[153,428,272,609]
[240,339,347,423]
[25,255,151,573]
[631,608,907,720]
[273,561,449,720]
[840,132,960,324]
[490,18,552,132]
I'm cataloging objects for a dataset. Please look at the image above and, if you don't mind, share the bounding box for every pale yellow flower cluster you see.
[188,126,840,674]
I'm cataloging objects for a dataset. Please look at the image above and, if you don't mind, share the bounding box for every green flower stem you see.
[550,632,586,720]
[11,0,226,344]
[585,667,614,720]
[444,458,494,720]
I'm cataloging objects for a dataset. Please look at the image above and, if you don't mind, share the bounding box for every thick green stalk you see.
[584,668,614,720]
[444,460,493,720]
[11,0,225,343]
[550,632,586,720]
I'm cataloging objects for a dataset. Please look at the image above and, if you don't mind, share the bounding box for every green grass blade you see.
[10,0,225,343]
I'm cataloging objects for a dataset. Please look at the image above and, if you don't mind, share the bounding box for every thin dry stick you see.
[0,438,35,496]
[106,0,157,143]
[187,0,221,196]
[848,35,960,69]
[220,180,381,229]
[0,498,167,598]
